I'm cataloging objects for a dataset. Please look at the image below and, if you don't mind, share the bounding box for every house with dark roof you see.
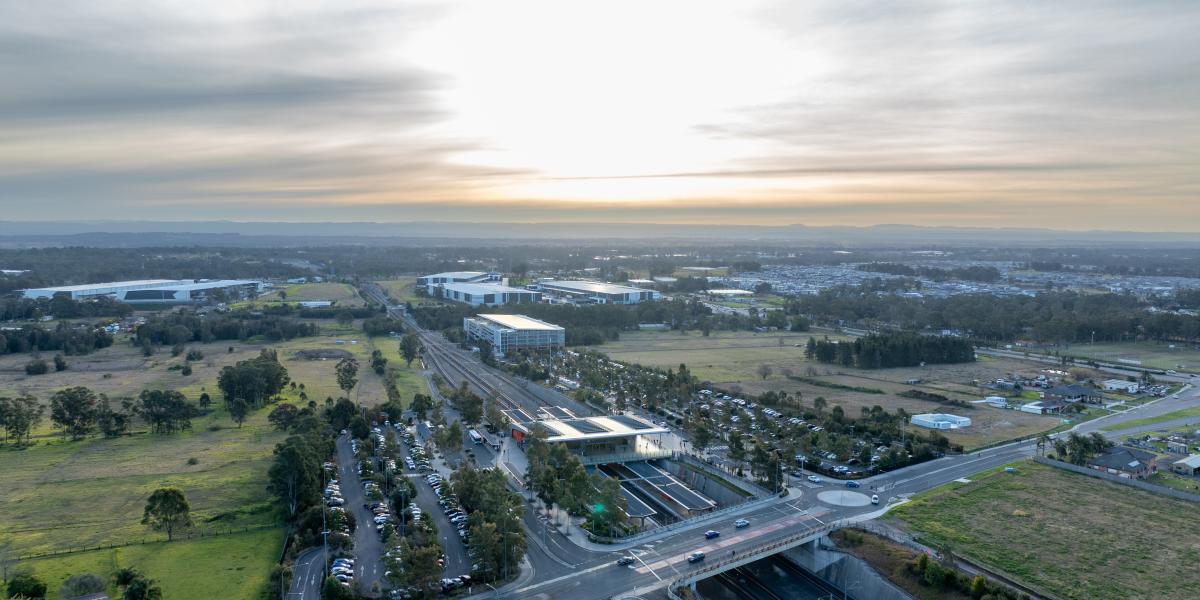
[1086,446,1159,479]
[1046,384,1103,404]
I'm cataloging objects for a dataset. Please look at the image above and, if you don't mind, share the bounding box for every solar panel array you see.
[608,415,656,430]
[562,419,608,434]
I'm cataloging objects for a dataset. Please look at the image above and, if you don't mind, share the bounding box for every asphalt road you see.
[336,433,387,595]
[288,547,325,600]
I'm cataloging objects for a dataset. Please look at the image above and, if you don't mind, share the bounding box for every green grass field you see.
[1059,340,1200,372]
[255,282,363,306]
[21,527,283,600]
[592,330,1058,449]
[892,461,1200,600]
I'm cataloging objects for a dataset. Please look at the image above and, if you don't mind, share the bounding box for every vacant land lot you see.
[375,277,445,307]
[594,330,1058,449]
[1057,340,1200,372]
[892,461,1200,600]
[22,527,282,600]
[262,281,363,306]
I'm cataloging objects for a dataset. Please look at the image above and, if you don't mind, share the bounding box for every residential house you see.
[1086,446,1159,479]
[1046,384,1103,404]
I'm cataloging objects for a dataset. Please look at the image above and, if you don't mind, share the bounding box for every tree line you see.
[0,386,199,446]
[0,322,115,356]
[135,311,319,347]
[786,288,1200,343]
[0,295,133,322]
[805,332,976,369]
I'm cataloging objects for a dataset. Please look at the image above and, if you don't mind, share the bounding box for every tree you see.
[53,354,68,372]
[349,415,370,440]
[268,403,300,431]
[217,350,290,408]
[410,394,433,421]
[59,573,106,598]
[0,540,16,586]
[49,386,99,440]
[228,397,250,428]
[441,421,463,452]
[400,334,420,367]
[335,311,355,325]
[268,436,321,518]
[198,392,211,409]
[6,571,46,600]
[135,389,195,434]
[756,364,773,380]
[97,395,133,438]
[326,398,358,431]
[115,570,162,600]
[335,358,358,398]
[0,396,42,446]
[142,488,192,541]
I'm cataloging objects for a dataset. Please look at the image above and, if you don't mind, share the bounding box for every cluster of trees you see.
[523,425,629,536]
[805,333,975,369]
[900,549,1031,600]
[0,295,133,322]
[0,396,41,445]
[1048,432,1113,465]
[136,312,319,347]
[217,350,291,426]
[447,466,528,581]
[2,387,199,444]
[857,262,1002,282]
[0,323,114,356]
[448,382,484,425]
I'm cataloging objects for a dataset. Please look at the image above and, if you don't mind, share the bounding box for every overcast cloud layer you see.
[1,1,1197,230]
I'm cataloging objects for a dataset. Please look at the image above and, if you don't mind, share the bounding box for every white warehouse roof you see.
[25,279,177,294]
[541,280,653,295]
[476,314,563,331]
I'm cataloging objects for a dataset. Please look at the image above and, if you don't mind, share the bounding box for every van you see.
[871,495,880,505]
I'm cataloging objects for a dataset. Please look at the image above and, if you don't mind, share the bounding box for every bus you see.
[468,429,483,445]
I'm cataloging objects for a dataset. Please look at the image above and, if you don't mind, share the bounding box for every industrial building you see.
[22,279,262,305]
[533,280,660,305]
[416,271,500,294]
[463,314,564,355]
[911,413,972,429]
[435,282,541,306]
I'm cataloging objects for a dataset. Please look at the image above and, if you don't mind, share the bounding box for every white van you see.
[871,495,880,505]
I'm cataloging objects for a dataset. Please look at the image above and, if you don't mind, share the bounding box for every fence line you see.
[17,523,281,561]
[1034,456,1200,503]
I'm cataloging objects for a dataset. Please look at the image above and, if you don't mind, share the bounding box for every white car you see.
[807,475,822,484]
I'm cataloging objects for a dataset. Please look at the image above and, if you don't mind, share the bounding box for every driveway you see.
[288,547,324,600]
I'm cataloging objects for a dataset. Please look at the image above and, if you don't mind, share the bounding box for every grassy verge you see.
[891,460,1200,600]
[21,527,284,600]
[1100,406,1200,432]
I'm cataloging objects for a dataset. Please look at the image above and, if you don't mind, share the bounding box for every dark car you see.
[704,530,720,539]
[616,556,635,566]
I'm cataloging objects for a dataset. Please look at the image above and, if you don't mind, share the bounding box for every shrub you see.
[53,353,68,371]
[182,364,193,376]
[25,358,49,375]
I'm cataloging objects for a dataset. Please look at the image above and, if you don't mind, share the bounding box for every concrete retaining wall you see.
[783,540,914,600]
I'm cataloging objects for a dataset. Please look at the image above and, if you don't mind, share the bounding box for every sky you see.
[1,0,1198,230]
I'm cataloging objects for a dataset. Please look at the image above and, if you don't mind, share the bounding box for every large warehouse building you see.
[22,279,262,305]
[416,271,500,294]
[435,282,541,306]
[463,313,564,355]
[534,280,660,305]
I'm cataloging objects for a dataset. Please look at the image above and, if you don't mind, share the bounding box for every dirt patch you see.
[294,349,355,360]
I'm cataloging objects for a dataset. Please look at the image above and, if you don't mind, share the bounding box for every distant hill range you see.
[0,220,1195,247]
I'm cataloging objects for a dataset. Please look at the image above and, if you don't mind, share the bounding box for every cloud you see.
[0,0,1196,230]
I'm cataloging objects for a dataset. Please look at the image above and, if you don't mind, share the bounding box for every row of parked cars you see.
[330,556,355,587]
[428,473,471,542]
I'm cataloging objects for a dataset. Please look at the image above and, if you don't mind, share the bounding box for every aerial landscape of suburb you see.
[1,2,1198,600]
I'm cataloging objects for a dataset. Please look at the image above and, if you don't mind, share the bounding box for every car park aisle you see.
[336,433,386,594]
[399,429,469,578]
